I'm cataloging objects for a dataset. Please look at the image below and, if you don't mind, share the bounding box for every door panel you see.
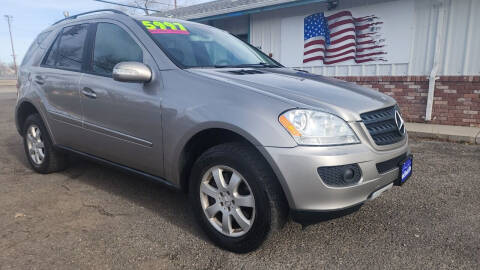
[36,69,84,149]
[80,74,163,176]
[79,22,164,176]
[35,24,89,151]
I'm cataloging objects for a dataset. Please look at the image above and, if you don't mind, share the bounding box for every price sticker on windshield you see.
[141,20,189,35]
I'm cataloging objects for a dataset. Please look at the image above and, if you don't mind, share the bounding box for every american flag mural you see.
[303,11,386,65]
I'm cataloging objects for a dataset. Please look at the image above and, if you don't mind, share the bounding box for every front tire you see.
[23,114,68,174]
[189,142,287,253]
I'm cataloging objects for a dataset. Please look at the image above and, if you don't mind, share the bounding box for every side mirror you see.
[112,62,152,83]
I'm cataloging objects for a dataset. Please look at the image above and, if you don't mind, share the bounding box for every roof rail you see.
[53,9,129,25]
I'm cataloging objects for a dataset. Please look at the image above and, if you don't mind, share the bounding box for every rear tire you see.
[189,142,287,253]
[23,114,68,174]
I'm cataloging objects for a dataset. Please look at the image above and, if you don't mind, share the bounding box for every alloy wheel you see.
[26,125,45,165]
[199,166,255,237]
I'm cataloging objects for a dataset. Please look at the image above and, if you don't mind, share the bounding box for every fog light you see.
[317,164,362,187]
[343,168,355,182]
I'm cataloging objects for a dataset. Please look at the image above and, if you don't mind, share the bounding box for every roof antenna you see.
[63,11,70,18]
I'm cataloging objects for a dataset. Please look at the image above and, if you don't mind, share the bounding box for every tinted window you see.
[22,31,53,66]
[22,43,36,66]
[44,24,88,71]
[138,20,279,68]
[36,31,52,47]
[92,23,143,76]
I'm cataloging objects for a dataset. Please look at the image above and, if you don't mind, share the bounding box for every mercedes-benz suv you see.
[15,10,412,253]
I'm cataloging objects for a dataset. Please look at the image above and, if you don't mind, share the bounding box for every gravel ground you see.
[0,90,479,269]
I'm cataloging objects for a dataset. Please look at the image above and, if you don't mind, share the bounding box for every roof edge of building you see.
[156,0,330,21]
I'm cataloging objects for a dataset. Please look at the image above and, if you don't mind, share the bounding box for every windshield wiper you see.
[214,62,280,68]
[247,62,280,68]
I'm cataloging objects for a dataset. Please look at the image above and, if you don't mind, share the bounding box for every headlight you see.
[279,109,360,146]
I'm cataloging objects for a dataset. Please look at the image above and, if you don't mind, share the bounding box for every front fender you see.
[160,71,298,185]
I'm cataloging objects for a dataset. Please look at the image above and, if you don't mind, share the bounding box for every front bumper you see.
[263,134,410,211]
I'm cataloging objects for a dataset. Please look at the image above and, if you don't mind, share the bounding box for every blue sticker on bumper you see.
[400,157,412,183]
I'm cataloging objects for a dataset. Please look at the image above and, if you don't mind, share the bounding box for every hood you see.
[186,67,396,122]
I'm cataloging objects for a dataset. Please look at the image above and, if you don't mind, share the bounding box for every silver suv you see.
[15,10,412,253]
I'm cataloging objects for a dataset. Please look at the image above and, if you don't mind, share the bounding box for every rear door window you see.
[44,24,89,71]
[92,23,143,77]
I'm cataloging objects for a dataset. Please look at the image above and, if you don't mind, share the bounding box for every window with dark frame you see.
[92,23,143,77]
[21,31,53,66]
[44,24,89,71]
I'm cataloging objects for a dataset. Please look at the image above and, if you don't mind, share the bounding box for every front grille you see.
[376,153,407,174]
[360,106,405,145]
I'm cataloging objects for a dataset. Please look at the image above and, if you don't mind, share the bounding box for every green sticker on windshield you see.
[142,20,189,35]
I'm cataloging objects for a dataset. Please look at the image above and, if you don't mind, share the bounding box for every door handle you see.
[34,75,45,85]
[81,87,97,99]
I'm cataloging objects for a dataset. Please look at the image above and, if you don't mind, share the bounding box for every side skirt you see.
[56,145,179,191]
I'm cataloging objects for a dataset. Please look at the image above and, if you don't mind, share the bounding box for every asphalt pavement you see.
[0,90,479,269]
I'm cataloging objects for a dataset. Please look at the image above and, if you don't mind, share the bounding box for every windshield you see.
[137,19,281,68]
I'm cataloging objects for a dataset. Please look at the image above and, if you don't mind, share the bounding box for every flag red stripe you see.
[355,22,383,31]
[327,11,378,22]
[355,15,379,22]
[323,56,356,65]
[357,33,373,39]
[324,57,380,65]
[303,55,324,63]
[356,40,375,45]
[330,35,356,45]
[329,27,355,38]
[304,39,325,48]
[303,48,325,56]
[324,49,356,59]
[326,11,353,20]
[356,45,384,52]
[328,19,355,29]
[325,42,356,53]
[355,51,386,58]
[355,58,382,63]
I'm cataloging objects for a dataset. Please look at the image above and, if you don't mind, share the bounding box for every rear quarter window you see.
[21,31,52,66]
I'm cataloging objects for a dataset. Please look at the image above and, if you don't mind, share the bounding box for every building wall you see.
[210,15,249,36]
[248,0,480,126]
[250,0,480,77]
[335,76,480,127]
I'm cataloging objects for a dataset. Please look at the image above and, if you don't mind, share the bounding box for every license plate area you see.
[395,155,413,186]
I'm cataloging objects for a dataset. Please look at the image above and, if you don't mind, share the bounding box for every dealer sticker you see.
[401,157,412,183]
[141,20,189,35]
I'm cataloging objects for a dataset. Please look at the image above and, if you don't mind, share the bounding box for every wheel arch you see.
[16,101,41,135]
[178,127,253,192]
[177,127,290,209]
[15,100,55,143]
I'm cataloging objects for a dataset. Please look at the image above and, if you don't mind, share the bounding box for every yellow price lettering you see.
[163,22,177,30]
[141,20,155,30]
[142,20,188,32]
[153,21,166,30]
[172,23,187,31]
